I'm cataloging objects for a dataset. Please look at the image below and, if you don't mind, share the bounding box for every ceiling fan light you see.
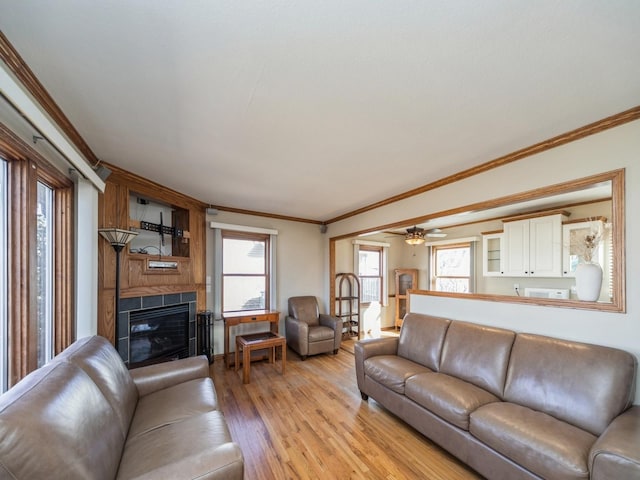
[405,226,426,245]
[405,236,426,245]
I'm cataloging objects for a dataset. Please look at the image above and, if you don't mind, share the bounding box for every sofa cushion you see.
[127,377,218,439]
[364,355,432,394]
[397,313,450,370]
[470,402,596,480]
[0,362,124,480]
[439,321,515,398]
[56,335,139,436]
[117,411,244,480]
[405,372,500,430]
[308,325,335,342]
[504,333,637,436]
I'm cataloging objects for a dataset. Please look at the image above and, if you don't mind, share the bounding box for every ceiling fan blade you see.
[426,228,447,238]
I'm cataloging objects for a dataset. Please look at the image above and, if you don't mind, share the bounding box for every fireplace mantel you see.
[97,163,207,345]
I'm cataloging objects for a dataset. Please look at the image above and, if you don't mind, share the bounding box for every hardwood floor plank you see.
[210,347,483,479]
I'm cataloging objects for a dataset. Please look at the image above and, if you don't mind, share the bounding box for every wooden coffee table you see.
[235,332,286,384]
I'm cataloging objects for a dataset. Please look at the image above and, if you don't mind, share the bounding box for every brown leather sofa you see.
[0,335,243,480]
[355,313,639,480]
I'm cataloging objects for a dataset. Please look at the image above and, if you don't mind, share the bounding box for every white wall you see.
[328,119,640,404]
[205,211,326,355]
[75,178,99,338]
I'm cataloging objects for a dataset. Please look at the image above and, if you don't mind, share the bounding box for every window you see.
[352,240,389,306]
[431,243,472,293]
[36,182,54,368]
[0,141,74,390]
[222,231,270,312]
[358,246,382,303]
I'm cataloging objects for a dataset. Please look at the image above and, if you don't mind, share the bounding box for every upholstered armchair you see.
[285,296,341,360]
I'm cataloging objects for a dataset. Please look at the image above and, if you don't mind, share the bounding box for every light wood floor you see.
[209,346,483,480]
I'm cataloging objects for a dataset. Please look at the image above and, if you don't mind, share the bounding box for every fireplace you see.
[117,291,197,366]
[129,304,189,368]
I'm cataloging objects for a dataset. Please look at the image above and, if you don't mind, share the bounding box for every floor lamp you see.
[98,228,138,347]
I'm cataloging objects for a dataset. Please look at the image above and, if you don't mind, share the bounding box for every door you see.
[482,232,503,276]
[503,220,529,277]
[529,215,563,277]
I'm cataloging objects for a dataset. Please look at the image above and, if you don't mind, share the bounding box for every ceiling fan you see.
[404,226,425,245]
[404,226,447,245]
[425,228,447,238]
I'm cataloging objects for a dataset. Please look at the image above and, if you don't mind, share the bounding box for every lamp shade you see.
[405,226,426,245]
[98,228,138,247]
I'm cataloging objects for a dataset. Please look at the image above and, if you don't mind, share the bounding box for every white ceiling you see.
[1,1,638,222]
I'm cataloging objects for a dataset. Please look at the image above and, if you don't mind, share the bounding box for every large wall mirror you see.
[330,169,625,315]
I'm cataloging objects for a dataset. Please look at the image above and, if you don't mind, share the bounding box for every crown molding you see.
[0,31,100,167]
[324,106,640,224]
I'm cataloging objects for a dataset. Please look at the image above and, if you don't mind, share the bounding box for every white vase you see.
[575,263,603,301]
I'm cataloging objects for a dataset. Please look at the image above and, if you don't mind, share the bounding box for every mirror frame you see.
[329,168,625,313]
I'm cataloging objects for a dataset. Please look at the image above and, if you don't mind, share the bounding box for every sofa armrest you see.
[130,355,210,397]
[285,316,309,356]
[319,313,340,331]
[354,337,399,396]
[355,337,399,360]
[589,405,640,480]
[319,313,342,351]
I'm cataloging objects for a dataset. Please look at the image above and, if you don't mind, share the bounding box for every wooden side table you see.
[235,332,286,384]
[222,310,280,368]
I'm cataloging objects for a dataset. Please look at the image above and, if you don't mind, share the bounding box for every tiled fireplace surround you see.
[117,291,197,365]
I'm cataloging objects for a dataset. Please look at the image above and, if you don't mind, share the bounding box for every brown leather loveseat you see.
[355,313,639,480]
[0,335,243,479]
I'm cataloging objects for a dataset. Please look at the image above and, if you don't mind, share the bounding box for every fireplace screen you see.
[129,303,190,368]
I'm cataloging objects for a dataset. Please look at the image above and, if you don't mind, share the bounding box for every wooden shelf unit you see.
[335,273,360,339]
[395,269,417,330]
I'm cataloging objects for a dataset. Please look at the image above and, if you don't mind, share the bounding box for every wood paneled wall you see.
[97,163,207,344]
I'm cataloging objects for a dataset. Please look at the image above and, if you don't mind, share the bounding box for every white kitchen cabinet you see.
[502,213,565,277]
[482,231,503,276]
